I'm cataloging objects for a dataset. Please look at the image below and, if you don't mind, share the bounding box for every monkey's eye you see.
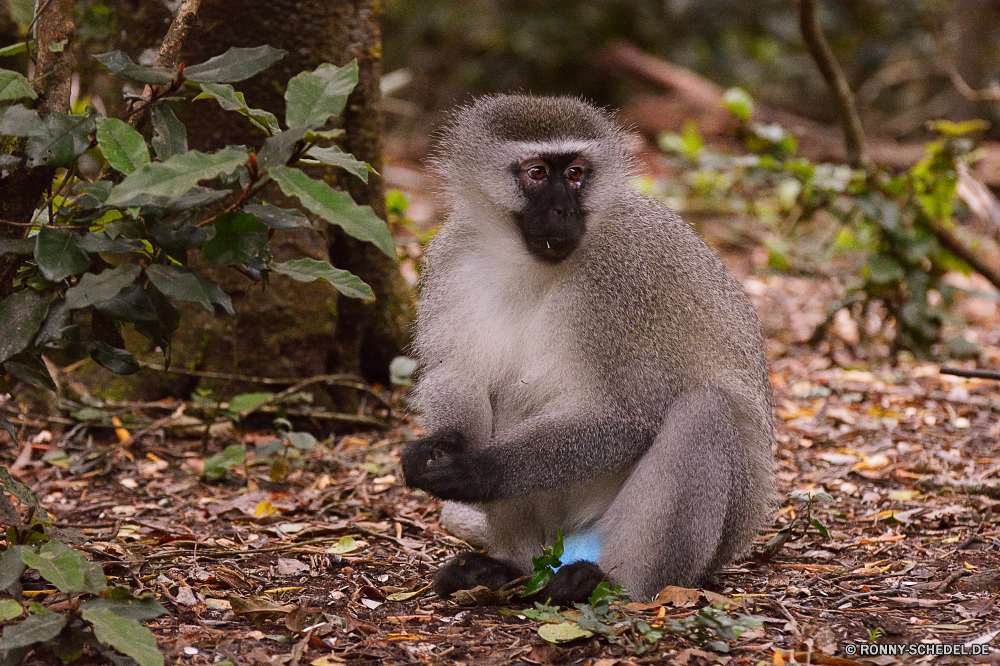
[565,166,584,181]
[526,165,547,180]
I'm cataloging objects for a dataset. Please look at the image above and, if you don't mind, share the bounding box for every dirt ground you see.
[2,259,1000,665]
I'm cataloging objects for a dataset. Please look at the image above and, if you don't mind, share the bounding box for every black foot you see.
[536,561,605,606]
[434,552,521,598]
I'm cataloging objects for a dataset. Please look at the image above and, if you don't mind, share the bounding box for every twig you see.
[941,366,1000,381]
[936,568,970,593]
[797,0,868,168]
[128,0,202,130]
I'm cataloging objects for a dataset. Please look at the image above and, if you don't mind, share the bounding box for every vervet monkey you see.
[401,94,774,604]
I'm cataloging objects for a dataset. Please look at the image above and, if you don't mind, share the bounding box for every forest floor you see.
[2,257,1000,666]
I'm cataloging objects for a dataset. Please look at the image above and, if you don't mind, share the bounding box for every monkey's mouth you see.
[525,235,579,262]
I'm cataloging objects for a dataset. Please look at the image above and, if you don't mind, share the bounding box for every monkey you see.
[400,94,774,606]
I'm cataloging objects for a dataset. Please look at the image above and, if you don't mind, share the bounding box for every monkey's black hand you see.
[400,431,498,502]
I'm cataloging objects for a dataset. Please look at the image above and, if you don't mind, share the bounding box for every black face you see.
[512,152,589,263]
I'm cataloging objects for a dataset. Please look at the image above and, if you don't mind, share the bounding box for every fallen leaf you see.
[537,621,593,643]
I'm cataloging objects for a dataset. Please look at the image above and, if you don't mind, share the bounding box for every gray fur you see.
[412,94,775,600]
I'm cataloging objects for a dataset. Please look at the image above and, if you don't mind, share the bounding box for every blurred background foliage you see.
[382,0,999,138]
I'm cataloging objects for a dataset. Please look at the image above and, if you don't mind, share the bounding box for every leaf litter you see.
[1,269,999,664]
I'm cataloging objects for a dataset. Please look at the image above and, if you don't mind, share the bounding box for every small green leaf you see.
[195,82,281,134]
[20,540,105,594]
[150,104,188,160]
[184,45,286,84]
[0,610,66,649]
[88,341,141,375]
[0,414,16,445]
[105,146,248,207]
[146,264,234,314]
[93,51,174,85]
[268,165,394,257]
[81,606,164,666]
[327,536,359,555]
[269,258,374,300]
[95,284,159,323]
[227,392,274,415]
[286,431,317,450]
[201,212,269,266]
[0,104,47,136]
[256,127,307,171]
[80,594,168,623]
[389,356,417,387]
[0,41,32,57]
[34,226,92,282]
[243,203,312,230]
[537,621,593,643]
[0,546,28,590]
[0,599,22,621]
[203,445,246,481]
[866,255,905,284]
[0,289,49,363]
[722,87,754,121]
[303,146,369,182]
[25,112,97,168]
[0,68,36,101]
[64,264,141,310]
[284,60,358,129]
[96,117,150,174]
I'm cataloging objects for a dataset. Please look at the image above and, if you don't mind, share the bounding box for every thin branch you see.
[128,0,203,130]
[941,366,1000,381]
[797,0,869,168]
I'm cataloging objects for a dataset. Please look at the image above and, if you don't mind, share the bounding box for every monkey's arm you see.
[402,410,656,501]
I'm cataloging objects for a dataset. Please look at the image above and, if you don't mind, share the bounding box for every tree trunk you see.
[112,0,413,402]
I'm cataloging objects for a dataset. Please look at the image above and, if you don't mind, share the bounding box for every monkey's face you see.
[510,153,589,263]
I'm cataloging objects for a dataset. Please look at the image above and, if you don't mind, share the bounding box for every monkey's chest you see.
[449,283,577,424]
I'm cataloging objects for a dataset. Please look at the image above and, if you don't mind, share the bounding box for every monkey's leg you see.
[598,388,743,601]
[433,552,521,599]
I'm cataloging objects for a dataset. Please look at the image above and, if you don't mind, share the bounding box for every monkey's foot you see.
[433,552,521,599]
[536,561,605,606]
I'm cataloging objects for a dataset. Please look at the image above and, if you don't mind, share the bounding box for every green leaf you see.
[20,540,105,594]
[0,289,49,363]
[95,284,158,323]
[269,258,374,300]
[227,392,273,415]
[184,45,285,84]
[303,146,369,182]
[0,467,47,526]
[0,238,35,255]
[76,232,146,254]
[105,146,248,207]
[195,82,281,134]
[150,104,188,160]
[866,255,905,284]
[96,117,150,174]
[146,264,234,314]
[203,445,246,481]
[722,87,754,121]
[0,414,15,445]
[0,599,22,622]
[256,127,307,171]
[93,51,174,85]
[80,594,167,622]
[0,104,47,136]
[0,547,28,590]
[64,264,141,309]
[284,60,358,129]
[81,606,164,666]
[0,68,36,101]
[286,431,317,450]
[0,41,33,57]
[537,621,593,643]
[88,341,141,375]
[25,112,97,168]
[327,535,359,555]
[201,212,269,266]
[34,226,92,282]
[0,610,66,649]
[243,203,312,230]
[268,165,394,257]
